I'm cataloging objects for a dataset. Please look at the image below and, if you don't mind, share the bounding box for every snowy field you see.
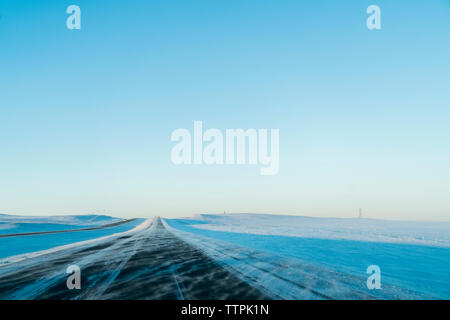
[165,214,450,299]
[0,214,123,235]
[183,214,450,247]
[0,214,144,260]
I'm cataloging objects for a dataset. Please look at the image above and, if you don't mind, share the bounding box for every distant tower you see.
[359,208,363,219]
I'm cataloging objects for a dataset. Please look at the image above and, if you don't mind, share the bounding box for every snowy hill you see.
[0,214,122,226]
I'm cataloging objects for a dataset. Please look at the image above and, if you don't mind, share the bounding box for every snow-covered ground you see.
[0,214,123,235]
[0,218,153,268]
[0,214,144,260]
[183,214,450,247]
[165,214,450,299]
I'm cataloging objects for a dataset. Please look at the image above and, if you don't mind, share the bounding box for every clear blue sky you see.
[0,0,449,220]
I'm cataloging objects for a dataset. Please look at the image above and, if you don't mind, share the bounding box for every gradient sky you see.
[0,0,449,220]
